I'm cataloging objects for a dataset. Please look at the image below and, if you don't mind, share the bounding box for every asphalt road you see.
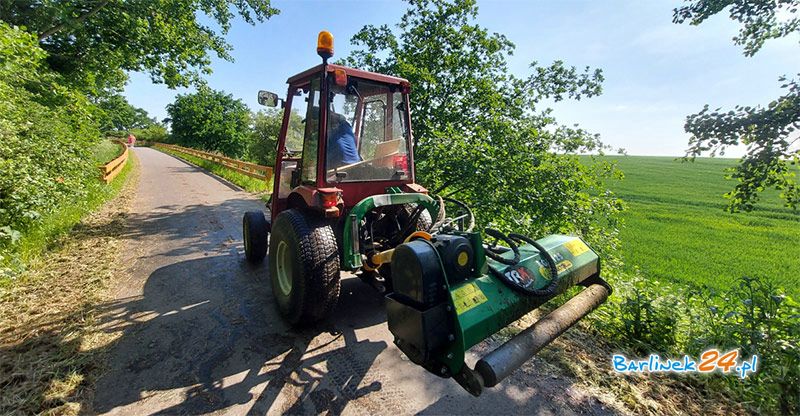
[92,147,615,415]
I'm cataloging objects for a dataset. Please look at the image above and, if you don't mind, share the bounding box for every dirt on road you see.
[90,148,623,415]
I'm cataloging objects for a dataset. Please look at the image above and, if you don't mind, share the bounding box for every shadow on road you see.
[89,254,389,415]
[72,200,260,259]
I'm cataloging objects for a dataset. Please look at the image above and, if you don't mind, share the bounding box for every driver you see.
[326,111,361,169]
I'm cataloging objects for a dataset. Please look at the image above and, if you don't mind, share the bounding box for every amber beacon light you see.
[317,31,334,60]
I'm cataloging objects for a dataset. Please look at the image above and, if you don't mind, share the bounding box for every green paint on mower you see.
[385,229,610,396]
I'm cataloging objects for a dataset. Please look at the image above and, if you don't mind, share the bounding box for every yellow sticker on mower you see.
[564,239,590,257]
[452,282,488,315]
[539,259,573,278]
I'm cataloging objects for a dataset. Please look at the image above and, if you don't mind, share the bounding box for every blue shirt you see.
[327,118,361,169]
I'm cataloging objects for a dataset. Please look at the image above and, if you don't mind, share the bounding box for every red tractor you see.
[243,31,610,396]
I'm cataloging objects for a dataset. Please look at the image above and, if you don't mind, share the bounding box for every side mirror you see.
[258,90,279,107]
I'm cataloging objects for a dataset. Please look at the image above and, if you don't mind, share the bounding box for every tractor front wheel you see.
[269,209,341,325]
[243,211,268,263]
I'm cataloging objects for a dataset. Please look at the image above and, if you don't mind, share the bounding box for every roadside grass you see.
[489,301,746,414]
[596,156,800,295]
[91,140,124,165]
[156,146,271,201]
[0,153,139,415]
[1,142,134,287]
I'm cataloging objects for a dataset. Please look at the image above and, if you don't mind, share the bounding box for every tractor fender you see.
[288,185,343,216]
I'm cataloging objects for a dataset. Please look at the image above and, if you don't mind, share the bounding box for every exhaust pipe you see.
[475,282,610,388]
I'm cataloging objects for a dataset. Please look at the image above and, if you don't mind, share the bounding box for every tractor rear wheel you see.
[243,211,268,263]
[269,209,341,325]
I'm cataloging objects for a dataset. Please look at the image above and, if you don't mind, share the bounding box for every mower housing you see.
[386,232,610,395]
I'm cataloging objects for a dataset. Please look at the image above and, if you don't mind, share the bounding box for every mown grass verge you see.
[1,142,133,286]
[155,145,271,201]
[0,152,139,415]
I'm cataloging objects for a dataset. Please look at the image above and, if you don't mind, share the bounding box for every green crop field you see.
[598,156,800,295]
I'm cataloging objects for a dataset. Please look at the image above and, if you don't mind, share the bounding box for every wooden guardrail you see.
[154,143,273,182]
[99,140,129,183]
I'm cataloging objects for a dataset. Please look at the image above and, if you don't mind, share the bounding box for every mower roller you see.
[242,31,611,396]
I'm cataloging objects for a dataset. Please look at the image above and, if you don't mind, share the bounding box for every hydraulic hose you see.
[483,228,520,265]
[440,197,475,232]
[429,195,447,232]
[393,196,475,245]
[508,233,560,297]
[484,229,561,297]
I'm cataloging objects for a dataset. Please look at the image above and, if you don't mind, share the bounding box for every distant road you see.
[92,147,615,415]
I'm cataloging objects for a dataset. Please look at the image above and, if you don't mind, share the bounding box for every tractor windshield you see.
[325,77,411,183]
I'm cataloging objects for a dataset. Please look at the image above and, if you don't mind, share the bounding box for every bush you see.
[129,124,168,143]
[684,277,799,414]
[0,23,101,275]
[596,277,680,354]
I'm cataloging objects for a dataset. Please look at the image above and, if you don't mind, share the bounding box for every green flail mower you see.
[243,31,611,396]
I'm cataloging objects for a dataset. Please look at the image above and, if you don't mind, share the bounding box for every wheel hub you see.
[275,240,293,296]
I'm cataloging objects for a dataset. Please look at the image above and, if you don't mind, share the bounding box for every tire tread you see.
[272,209,340,324]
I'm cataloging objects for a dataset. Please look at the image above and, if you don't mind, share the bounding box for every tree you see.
[248,108,303,166]
[167,87,251,158]
[0,1,278,92]
[344,0,623,254]
[674,0,800,212]
[96,94,156,132]
[130,124,169,143]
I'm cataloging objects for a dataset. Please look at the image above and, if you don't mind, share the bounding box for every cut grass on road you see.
[0,153,138,415]
[599,156,800,295]
[155,146,271,200]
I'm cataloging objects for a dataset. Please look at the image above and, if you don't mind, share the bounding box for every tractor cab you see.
[242,31,611,398]
[261,55,421,223]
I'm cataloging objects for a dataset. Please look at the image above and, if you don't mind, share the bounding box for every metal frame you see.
[341,193,440,270]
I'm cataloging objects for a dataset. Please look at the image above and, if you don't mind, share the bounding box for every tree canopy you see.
[1,1,276,276]
[96,94,156,132]
[344,0,622,252]
[167,87,252,158]
[674,0,800,57]
[674,0,800,211]
[0,0,278,92]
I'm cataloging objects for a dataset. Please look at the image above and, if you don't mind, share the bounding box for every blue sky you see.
[123,0,800,156]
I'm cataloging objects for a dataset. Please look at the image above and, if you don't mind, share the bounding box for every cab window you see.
[325,78,411,183]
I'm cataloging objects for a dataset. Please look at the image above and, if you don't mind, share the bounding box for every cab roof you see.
[287,63,409,86]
